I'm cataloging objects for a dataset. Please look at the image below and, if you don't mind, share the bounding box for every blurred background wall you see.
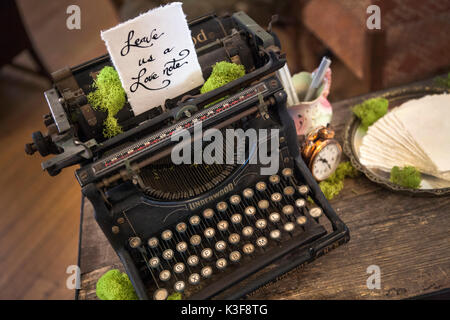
[0,0,448,299]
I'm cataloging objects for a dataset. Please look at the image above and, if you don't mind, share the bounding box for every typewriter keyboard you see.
[128,167,329,300]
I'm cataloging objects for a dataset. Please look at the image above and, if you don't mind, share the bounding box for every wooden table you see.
[77,80,450,300]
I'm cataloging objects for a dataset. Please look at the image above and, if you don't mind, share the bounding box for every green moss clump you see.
[434,72,450,88]
[96,269,138,300]
[318,161,360,200]
[390,166,421,189]
[200,61,245,94]
[87,66,126,138]
[352,97,389,131]
[167,292,182,300]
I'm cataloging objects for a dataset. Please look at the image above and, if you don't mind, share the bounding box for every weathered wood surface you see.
[78,80,450,300]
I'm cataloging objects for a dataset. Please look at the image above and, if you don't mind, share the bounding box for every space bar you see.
[190,224,327,300]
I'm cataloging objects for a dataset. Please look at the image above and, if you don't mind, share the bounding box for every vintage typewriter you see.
[25,12,349,300]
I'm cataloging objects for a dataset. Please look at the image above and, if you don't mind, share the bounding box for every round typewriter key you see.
[256,236,268,248]
[228,233,240,245]
[270,229,281,240]
[216,258,227,270]
[231,213,242,224]
[255,219,267,230]
[173,262,185,274]
[230,195,241,206]
[216,201,228,213]
[159,270,171,282]
[148,237,159,248]
[175,222,187,233]
[188,273,200,285]
[243,243,255,255]
[256,181,267,192]
[129,237,141,248]
[149,257,160,268]
[161,230,173,241]
[296,216,307,226]
[310,207,323,219]
[269,212,281,223]
[204,227,215,239]
[258,200,269,210]
[229,251,242,263]
[201,266,213,278]
[187,255,199,267]
[295,198,306,208]
[298,185,310,196]
[202,208,214,220]
[281,168,293,178]
[282,205,294,216]
[242,188,254,199]
[190,235,201,246]
[153,288,168,300]
[176,241,188,253]
[269,174,280,185]
[284,222,295,232]
[174,281,185,293]
[189,215,201,227]
[244,206,256,217]
[201,248,213,260]
[217,220,229,232]
[283,186,295,197]
[215,240,227,252]
[242,226,254,238]
[162,249,174,260]
[271,193,282,203]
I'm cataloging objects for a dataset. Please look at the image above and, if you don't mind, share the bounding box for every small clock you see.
[301,126,342,181]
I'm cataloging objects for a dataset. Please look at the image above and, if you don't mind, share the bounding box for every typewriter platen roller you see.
[26,12,349,300]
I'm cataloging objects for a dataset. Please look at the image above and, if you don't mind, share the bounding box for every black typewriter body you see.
[26,12,349,300]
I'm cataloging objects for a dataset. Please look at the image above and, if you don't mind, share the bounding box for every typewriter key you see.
[153,288,169,300]
[217,220,229,232]
[176,222,187,233]
[176,241,188,253]
[149,257,160,268]
[298,185,310,196]
[255,219,267,230]
[296,216,307,226]
[231,213,242,224]
[187,255,199,267]
[269,212,281,223]
[148,237,159,248]
[281,168,293,178]
[258,200,269,210]
[216,258,227,270]
[269,174,280,185]
[201,248,213,260]
[310,207,323,219]
[244,206,256,217]
[215,240,227,252]
[190,235,201,246]
[189,215,201,227]
[162,249,174,260]
[229,251,242,263]
[284,222,295,232]
[256,237,268,248]
[243,243,255,255]
[129,237,141,248]
[204,227,215,239]
[228,233,240,245]
[159,270,171,282]
[188,273,200,285]
[295,198,306,208]
[270,229,281,240]
[174,281,185,293]
[202,208,214,220]
[282,205,294,216]
[161,230,173,241]
[201,266,213,278]
[173,262,185,274]
[230,195,241,206]
[283,186,295,197]
[271,193,282,203]
[216,201,228,213]
[256,181,267,192]
[242,226,254,238]
[242,188,254,199]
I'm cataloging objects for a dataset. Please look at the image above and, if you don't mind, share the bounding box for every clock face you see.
[311,141,342,181]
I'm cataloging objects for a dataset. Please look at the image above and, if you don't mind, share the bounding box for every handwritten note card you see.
[101,2,204,115]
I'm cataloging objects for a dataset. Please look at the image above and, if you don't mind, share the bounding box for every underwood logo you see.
[188,182,234,210]
[191,29,208,45]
